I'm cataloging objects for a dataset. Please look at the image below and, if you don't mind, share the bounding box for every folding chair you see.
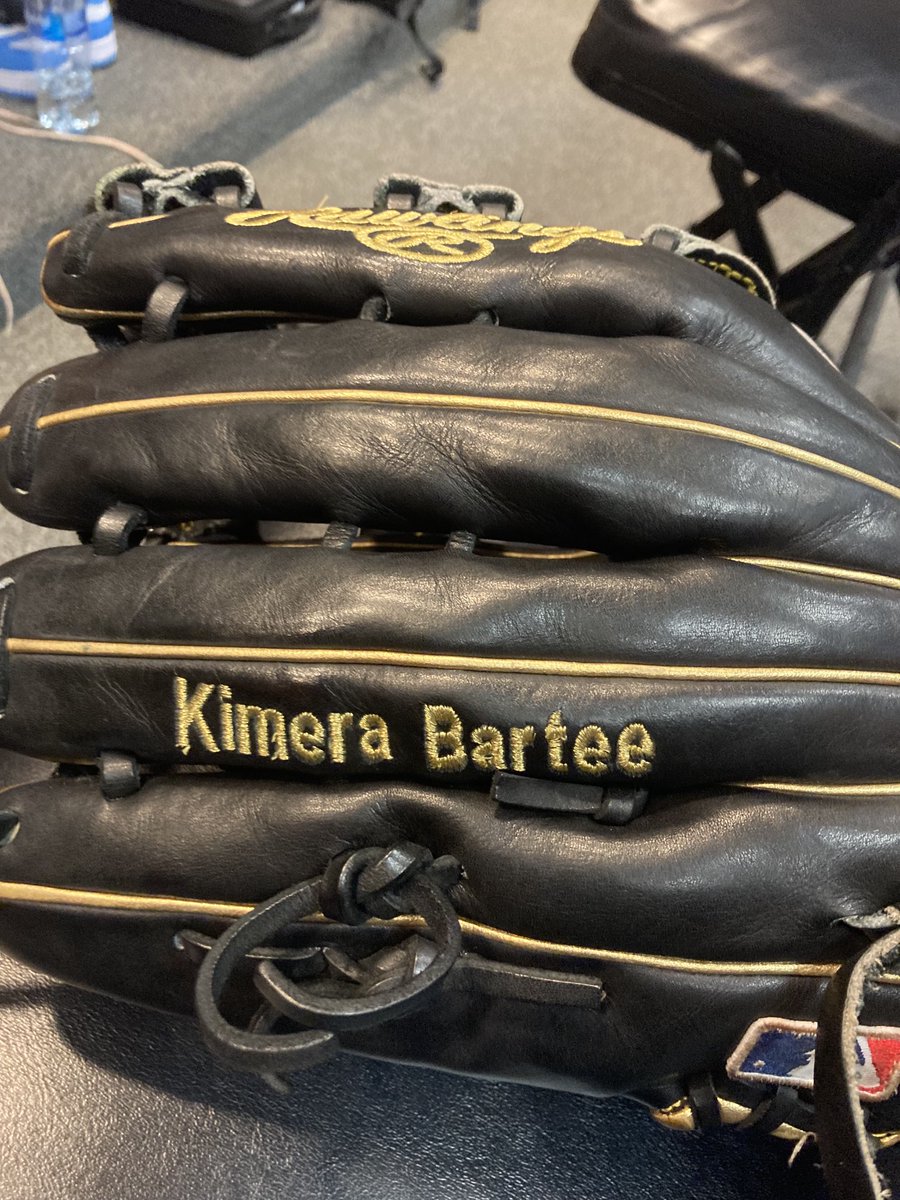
[572,0,900,382]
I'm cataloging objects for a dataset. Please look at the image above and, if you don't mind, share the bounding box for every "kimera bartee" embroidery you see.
[173,677,655,779]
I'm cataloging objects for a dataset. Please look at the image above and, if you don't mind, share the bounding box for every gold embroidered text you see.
[423,705,655,778]
[225,207,640,265]
[173,678,655,780]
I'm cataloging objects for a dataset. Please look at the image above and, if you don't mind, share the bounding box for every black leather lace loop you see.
[192,843,461,1076]
[815,921,900,1200]
[735,1086,806,1134]
[91,502,148,556]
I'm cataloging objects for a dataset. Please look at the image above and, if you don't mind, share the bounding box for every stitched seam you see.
[694,257,759,294]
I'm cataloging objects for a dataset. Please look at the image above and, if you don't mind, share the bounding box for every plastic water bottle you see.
[26,0,99,133]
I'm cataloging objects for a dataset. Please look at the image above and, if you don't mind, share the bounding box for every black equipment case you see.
[114,0,322,57]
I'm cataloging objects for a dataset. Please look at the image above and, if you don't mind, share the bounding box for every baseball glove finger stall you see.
[2,164,900,1200]
[3,319,900,572]
[0,766,899,1200]
[33,189,884,444]
[0,544,899,791]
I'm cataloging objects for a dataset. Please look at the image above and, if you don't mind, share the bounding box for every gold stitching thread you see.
[234,703,288,761]
[224,207,641,265]
[4,386,898,507]
[470,725,506,771]
[693,257,759,295]
[616,722,655,778]
[218,684,235,751]
[288,712,325,764]
[545,709,568,774]
[3,878,900,983]
[358,713,392,763]
[11,637,900,687]
[509,725,535,772]
[326,712,353,764]
[174,678,217,755]
[423,704,468,772]
[572,725,611,776]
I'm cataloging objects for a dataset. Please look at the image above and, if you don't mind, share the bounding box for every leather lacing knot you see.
[320,843,461,925]
[186,842,462,1083]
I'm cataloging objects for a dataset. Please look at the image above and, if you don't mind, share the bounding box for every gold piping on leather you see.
[0,385,898,505]
[41,297,300,322]
[0,881,249,919]
[108,215,169,230]
[2,878,897,982]
[734,780,900,797]
[728,556,900,592]
[6,636,900,686]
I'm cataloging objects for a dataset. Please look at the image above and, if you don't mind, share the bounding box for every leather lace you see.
[186,845,899,1199]
[186,842,461,1082]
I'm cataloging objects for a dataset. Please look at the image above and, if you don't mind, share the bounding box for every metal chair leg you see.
[839,266,897,386]
[690,176,783,243]
[707,142,778,282]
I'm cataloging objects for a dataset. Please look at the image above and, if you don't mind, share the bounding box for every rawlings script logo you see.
[224,207,641,265]
[173,677,655,779]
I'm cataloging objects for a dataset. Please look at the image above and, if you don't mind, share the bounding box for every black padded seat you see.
[572,0,900,223]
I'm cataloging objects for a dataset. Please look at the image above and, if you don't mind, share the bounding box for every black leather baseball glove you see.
[1,164,898,1200]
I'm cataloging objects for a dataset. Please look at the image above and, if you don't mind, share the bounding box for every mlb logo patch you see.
[727,1018,900,1101]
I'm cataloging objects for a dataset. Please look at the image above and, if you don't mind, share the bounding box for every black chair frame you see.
[691,141,900,383]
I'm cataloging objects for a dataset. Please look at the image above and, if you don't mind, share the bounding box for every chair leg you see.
[690,176,783,243]
[688,147,900,350]
[839,266,897,386]
[706,142,778,282]
[780,178,900,337]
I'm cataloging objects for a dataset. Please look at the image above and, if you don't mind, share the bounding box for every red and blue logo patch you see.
[727,1018,900,1101]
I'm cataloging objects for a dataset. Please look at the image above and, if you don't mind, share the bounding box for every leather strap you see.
[815,923,900,1200]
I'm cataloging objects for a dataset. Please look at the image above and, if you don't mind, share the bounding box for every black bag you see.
[114,0,322,58]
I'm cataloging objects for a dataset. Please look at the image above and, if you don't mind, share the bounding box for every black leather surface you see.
[4,770,900,1133]
[0,949,834,1200]
[0,752,846,1195]
[2,546,900,788]
[4,317,899,558]
[572,0,900,220]
[39,203,774,332]
[7,772,900,967]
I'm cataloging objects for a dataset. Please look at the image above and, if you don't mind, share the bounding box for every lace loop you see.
[191,842,461,1077]
[815,920,900,1200]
